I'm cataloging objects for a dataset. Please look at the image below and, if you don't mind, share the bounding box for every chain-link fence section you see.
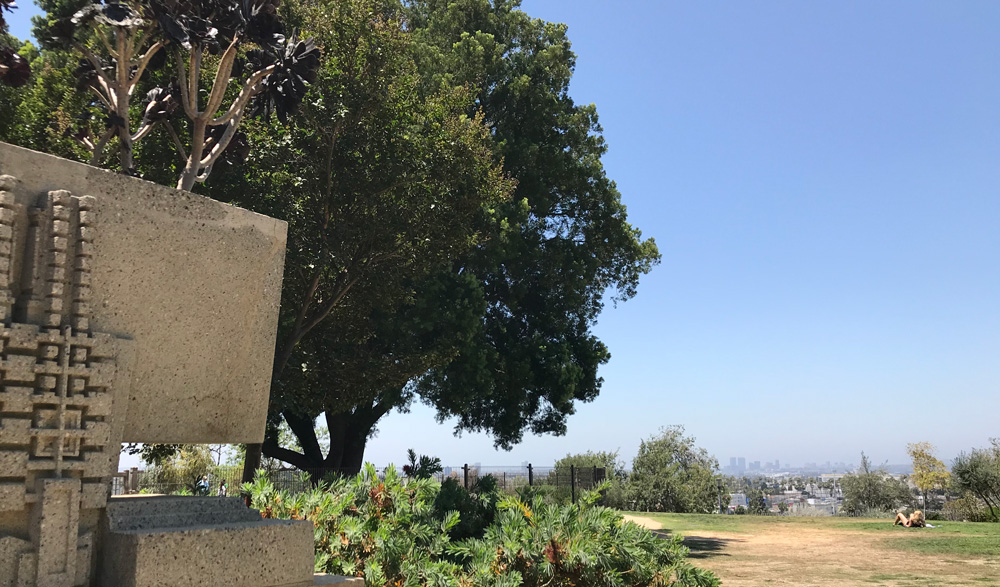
[441,464,606,504]
[114,463,607,504]
[115,466,313,496]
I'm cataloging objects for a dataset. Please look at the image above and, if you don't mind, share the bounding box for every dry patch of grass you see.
[624,513,1000,587]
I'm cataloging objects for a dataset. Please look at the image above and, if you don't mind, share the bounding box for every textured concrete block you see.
[0,142,287,444]
[101,497,314,587]
[30,479,80,587]
[0,143,299,587]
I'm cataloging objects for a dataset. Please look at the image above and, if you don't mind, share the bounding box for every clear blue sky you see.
[8,2,999,469]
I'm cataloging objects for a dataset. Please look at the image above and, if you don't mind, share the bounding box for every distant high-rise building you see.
[730,457,737,468]
[775,459,780,469]
[738,457,746,471]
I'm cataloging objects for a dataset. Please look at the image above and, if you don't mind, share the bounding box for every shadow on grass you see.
[650,530,738,559]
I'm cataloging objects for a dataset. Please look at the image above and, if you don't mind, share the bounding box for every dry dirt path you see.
[623,515,1000,587]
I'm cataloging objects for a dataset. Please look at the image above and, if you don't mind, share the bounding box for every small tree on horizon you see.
[626,426,720,514]
[840,452,913,515]
[907,442,950,511]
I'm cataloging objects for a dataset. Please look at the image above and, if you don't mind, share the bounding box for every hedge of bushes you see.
[244,465,719,587]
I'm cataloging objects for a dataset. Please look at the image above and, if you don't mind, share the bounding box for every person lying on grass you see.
[893,510,926,527]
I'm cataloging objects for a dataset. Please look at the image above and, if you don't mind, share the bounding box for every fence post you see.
[463,464,469,490]
[593,466,598,489]
[570,464,576,504]
[528,463,533,487]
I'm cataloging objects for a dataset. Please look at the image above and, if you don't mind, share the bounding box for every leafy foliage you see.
[942,494,994,523]
[403,448,443,480]
[245,465,719,586]
[626,426,721,513]
[549,450,625,506]
[407,0,661,452]
[259,0,660,479]
[122,442,182,467]
[951,440,1000,522]
[907,441,950,510]
[215,0,513,478]
[39,0,319,187]
[0,0,31,87]
[432,475,500,541]
[745,488,768,515]
[139,445,216,494]
[554,450,626,480]
[839,453,914,516]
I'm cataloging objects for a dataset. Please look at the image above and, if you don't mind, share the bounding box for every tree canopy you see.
[244,0,660,478]
[906,441,950,508]
[0,0,659,480]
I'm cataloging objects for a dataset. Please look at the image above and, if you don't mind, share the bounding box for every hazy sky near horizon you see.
[7,1,999,470]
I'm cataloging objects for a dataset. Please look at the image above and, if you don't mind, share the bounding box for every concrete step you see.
[107,495,255,518]
[101,517,316,587]
[106,495,267,531]
[106,508,263,532]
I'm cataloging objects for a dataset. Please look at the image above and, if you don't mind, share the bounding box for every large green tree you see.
[216,0,513,479]
[250,0,660,478]
[3,0,659,481]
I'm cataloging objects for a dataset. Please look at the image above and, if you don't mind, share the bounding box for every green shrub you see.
[943,494,994,522]
[433,475,500,541]
[951,441,1000,522]
[246,465,460,583]
[626,427,720,513]
[245,465,719,587]
[452,488,719,587]
[840,453,913,516]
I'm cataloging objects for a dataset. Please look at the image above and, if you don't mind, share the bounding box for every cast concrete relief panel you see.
[0,142,287,444]
[0,142,294,587]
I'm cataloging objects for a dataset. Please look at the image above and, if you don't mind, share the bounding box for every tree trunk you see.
[246,392,401,483]
[242,443,262,484]
[314,412,371,479]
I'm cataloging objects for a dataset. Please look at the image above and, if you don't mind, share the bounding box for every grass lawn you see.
[624,513,1000,586]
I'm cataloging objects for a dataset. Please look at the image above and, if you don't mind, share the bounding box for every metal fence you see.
[115,466,312,496]
[115,463,606,504]
[434,465,606,504]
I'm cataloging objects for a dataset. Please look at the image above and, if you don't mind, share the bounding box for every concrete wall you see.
[0,142,287,444]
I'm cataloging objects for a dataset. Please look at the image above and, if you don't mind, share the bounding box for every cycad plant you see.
[450,488,718,587]
[244,466,719,587]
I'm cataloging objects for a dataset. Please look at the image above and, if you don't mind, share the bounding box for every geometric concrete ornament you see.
[0,142,322,587]
[0,183,130,586]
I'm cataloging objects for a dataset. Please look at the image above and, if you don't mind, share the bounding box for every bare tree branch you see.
[204,39,240,116]
[210,64,276,125]
[129,41,165,96]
